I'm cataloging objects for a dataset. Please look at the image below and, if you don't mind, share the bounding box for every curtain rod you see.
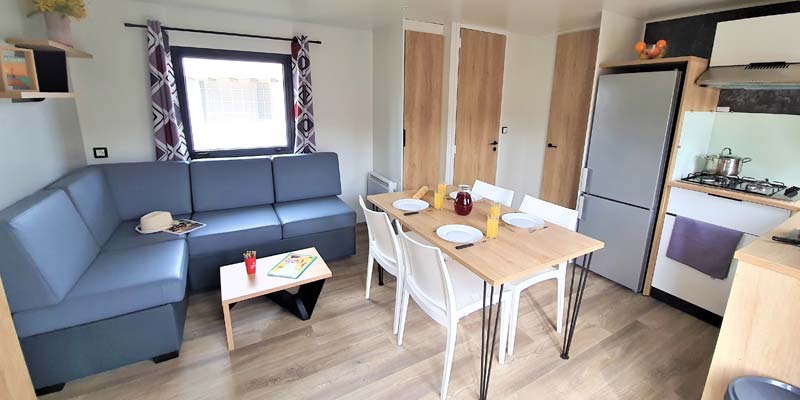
[123,23,322,45]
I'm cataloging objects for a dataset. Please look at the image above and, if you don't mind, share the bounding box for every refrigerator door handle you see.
[577,195,585,220]
[579,167,590,193]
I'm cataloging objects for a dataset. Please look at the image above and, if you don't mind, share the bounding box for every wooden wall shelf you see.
[0,91,75,100]
[5,39,92,59]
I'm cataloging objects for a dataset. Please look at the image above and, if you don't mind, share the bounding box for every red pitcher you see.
[454,185,473,216]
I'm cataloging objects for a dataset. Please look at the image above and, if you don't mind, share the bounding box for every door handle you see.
[489,141,498,146]
[579,167,589,193]
[547,143,558,148]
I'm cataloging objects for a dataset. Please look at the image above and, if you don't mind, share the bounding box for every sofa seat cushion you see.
[0,190,99,312]
[103,214,190,251]
[47,167,121,245]
[274,196,356,239]
[272,153,342,202]
[188,205,282,256]
[13,240,188,338]
[190,157,275,212]
[101,162,192,221]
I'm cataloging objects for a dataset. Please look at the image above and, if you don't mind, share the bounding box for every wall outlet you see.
[93,147,109,159]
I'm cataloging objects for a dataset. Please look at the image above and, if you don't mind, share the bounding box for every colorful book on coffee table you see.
[268,253,318,279]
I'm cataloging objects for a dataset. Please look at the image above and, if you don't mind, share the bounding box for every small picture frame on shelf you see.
[1,46,39,93]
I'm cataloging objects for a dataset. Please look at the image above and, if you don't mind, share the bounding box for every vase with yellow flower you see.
[30,0,88,47]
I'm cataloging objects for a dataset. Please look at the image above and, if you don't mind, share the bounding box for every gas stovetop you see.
[682,172,790,197]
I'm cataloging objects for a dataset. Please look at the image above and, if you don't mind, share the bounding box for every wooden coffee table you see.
[219,247,332,351]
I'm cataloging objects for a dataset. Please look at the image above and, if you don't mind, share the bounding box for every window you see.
[172,47,295,158]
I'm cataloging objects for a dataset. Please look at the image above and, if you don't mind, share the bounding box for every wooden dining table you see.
[368,188,604,400]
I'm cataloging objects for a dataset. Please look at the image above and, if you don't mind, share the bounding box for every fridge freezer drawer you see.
[652,214,757,316]
[577,195,655,292]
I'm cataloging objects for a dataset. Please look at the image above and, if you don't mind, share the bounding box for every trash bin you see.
[726,376,800,400]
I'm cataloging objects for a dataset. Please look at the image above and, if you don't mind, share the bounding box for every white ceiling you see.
[136,0,787,35]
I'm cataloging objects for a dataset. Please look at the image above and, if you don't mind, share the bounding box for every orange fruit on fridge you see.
[656,39,668,48]
[649,47,663,58]
[634,41,647,53]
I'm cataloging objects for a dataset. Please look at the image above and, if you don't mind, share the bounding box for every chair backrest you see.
[358,196,399,263]
[472,179,514,207]
[395,220,456,316]
[519,195,579,231]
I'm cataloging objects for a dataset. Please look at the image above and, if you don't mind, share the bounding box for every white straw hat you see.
[136,211,176,234]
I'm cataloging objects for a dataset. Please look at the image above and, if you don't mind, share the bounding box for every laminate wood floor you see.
[43,224,718,400]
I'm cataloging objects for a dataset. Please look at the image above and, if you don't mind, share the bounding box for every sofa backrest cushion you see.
[190,157,275,212]
[101,161,192,221]
[47,167,121,245]
[0,190,99,312]
[272,152,342,202]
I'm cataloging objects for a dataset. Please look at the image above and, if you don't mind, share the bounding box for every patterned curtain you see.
[147,20,189,161]
[291,36,317,154]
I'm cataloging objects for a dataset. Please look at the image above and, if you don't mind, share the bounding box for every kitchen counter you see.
[669,180,800,212]
[734,212,800,279]
[701,212,800,399]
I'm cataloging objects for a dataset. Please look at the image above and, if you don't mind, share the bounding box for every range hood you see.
[697,12,800,89]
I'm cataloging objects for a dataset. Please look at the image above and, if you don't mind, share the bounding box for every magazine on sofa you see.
[268,253,318,279]
[164,219,206,235]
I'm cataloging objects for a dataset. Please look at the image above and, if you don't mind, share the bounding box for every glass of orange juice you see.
[437,183,447,195]
[486,216,499,239]
[434,190,444,210]
[489,202,502,219]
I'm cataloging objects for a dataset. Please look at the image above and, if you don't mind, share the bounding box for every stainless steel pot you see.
[704,147,752,176]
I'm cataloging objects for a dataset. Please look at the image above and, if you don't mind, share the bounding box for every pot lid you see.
[715,147,746,160]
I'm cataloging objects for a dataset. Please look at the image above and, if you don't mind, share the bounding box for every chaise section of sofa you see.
[0,189,188,391]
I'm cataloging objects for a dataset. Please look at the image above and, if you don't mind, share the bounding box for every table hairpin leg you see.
[479,282,504,400]
[561,252,594,360]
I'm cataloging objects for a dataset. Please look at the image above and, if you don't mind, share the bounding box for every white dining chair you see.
[359,196,404,335]
[472,179,515,207]
[503,194,579,359]
[395,220,510,399]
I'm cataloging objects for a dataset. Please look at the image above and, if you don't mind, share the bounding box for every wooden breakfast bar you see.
[369,189,604,399]
[702,212,800,399]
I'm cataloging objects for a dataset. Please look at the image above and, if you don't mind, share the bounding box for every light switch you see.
[93,147,108,159]
[501,126,509,135]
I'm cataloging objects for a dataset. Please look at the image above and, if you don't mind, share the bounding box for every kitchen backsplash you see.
[708,112,800,184]
[677,112,800,185]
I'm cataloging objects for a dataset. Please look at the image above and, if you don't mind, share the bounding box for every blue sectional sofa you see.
[0,152,356,392]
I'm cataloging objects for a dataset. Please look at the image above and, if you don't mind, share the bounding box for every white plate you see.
[502,213,545,229]
[449,191,483,202]
[392,198,429,212]
[436,224,484,244]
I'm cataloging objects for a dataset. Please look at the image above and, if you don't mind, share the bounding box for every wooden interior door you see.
[539,29,599,209]
[403,30,444,190]
[453,28,506,186]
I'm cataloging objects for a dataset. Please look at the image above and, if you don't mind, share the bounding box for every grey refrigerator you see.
[577,70,681,292]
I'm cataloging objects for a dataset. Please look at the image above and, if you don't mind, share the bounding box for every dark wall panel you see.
[644,1,800,115]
